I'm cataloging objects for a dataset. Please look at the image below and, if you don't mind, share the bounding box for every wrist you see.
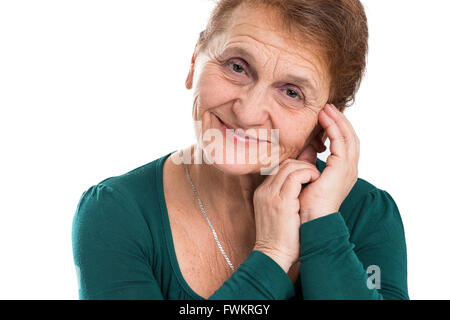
[300,209,339,225]
[253,247,293,273]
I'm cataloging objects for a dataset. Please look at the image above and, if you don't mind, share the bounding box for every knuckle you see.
[279,159,318,177]
[281,158,296,168]
[282,158,295,165]
[287,170,301,181]
[279,160,298,175]
[287,168,316,181]
[273,200,286,212]
[254,186,265,198]
[337,135,347,143]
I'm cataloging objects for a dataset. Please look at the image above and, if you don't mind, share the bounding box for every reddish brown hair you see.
[198,0,369,110]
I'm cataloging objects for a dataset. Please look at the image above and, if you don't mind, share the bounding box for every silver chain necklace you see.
[181,151,235,272]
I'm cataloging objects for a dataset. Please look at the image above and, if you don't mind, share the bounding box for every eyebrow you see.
[221,46,318,93]
[284,74,317,93]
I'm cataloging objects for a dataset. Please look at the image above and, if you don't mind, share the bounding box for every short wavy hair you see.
[197,0,369,110]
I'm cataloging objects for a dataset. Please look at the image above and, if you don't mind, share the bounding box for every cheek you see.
[276,112,317,152]
[194,67,241,112]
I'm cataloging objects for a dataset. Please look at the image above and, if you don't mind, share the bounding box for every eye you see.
[231,63,244,73]
[228,59,247,74]
[285,89,299,98]
[283,87,304,101]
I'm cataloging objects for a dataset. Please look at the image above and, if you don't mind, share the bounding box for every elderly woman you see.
[72,0,409,300]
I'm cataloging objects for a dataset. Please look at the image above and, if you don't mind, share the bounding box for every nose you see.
[231,84,270,128]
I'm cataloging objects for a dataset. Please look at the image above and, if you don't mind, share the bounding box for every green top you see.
[72,151,409,300]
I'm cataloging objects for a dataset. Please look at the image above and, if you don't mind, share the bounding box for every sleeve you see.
[72,184,296,300]
[298,189,409,300]
[208,250,295,300]
[72,184,164,299]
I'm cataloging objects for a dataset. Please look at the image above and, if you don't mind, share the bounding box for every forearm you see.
[299,212,406,300]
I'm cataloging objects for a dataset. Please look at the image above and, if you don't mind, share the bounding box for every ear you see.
[185,41,201,90]
[310,125,327,153]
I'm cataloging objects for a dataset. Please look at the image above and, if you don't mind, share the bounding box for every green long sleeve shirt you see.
[71,151,409,300]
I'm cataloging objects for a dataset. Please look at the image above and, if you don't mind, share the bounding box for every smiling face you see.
[186,2,331,175]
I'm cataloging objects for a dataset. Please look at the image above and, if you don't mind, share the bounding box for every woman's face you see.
[187,3,331,175]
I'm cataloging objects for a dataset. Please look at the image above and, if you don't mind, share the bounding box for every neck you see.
[180,145,265,225]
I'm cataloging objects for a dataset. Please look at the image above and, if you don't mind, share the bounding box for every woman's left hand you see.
[297,104,360,224]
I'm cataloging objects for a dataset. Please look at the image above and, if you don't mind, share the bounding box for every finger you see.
[270,159,319,191]
[324,104,358,146]
[319,106,347,157]
[336,106,359,141]
[325,104,360,161]
[279,168,321,199]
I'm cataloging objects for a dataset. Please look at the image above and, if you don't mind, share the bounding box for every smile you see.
[214,114,267,144]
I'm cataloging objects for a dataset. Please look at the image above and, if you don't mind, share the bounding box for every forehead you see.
[211,3,330,90]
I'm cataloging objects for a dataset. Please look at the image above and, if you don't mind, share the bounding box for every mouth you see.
[213,114,267,144]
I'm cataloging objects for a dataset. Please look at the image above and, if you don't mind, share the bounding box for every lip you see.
[214,114,266,143]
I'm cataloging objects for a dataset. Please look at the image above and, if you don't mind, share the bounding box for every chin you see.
[201,144,280,176]
[210,162,263,176]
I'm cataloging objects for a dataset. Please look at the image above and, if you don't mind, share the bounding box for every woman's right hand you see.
[252,159,321,273]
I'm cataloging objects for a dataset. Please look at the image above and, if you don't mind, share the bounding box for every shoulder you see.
[72,152,173,244]
[96,152,173,202]
[80,151,173,207]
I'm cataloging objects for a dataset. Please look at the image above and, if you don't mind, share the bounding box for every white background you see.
[0,0,449,299]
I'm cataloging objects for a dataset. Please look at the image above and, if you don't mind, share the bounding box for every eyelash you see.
[226,58,305,102]
[227,59,248,75]
[281,87,304,101]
